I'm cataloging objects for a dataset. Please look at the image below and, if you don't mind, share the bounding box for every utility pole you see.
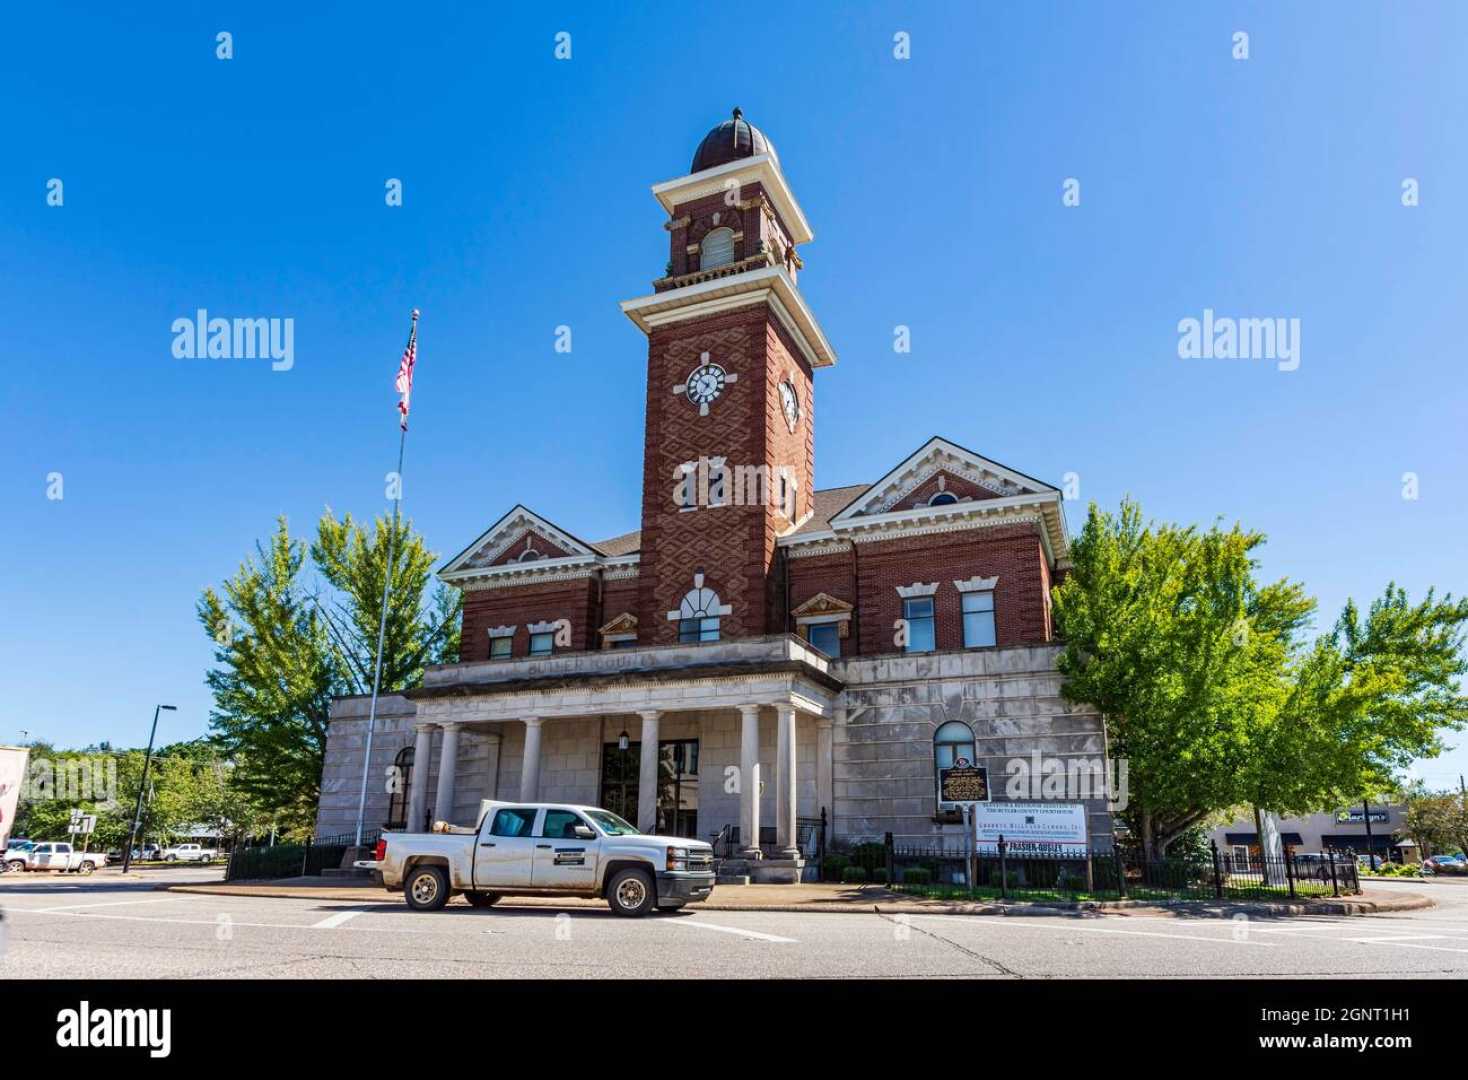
[123,705,175,875]
[1362,799,1376,872]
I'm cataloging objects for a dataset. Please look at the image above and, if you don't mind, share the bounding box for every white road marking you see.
[311,910,364,929]
[672,919,797,944]
[33,897,199,914]
[1349,939,1468,955]
[911,914,1276,947]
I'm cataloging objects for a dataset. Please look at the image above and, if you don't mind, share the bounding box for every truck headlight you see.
[667,847,689,871]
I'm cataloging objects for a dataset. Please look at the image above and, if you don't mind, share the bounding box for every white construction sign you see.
[973,801,1089,855]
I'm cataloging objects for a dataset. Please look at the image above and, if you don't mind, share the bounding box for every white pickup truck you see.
[161,843,219,863]
[18,842,108,874]
[358,800,716,917]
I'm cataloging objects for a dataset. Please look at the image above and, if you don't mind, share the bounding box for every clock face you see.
[779,379,801,432]
[685,363,727,413]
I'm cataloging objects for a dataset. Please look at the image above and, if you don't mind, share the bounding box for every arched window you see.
[671,572,731,643]
[700,227,735,270]
[934,722,977,807]
[928,491,959,506]
[387,745,414,830]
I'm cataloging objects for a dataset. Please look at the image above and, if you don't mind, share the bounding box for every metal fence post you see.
[1285,849,1296,898]
[998,835,1008,900]
[1114,845,1127,899]
[1328,849,1340,897]
[301,836,312,878]
[884,831,894,887]
[1210,840,1223,899]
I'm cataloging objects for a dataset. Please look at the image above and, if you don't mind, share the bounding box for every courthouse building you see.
[314,110,1112,879]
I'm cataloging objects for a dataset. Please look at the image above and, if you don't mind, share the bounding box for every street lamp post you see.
[122,705,175,875]
[1362,799,1377,873]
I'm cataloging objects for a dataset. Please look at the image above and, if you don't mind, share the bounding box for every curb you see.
[162,883,1433,918]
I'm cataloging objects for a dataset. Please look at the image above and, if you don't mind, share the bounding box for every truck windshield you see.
[585,810,639,836]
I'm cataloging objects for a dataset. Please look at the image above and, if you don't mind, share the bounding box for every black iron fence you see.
[711,810,827,864]
[820,835,1361,901]
[225,829,380,882]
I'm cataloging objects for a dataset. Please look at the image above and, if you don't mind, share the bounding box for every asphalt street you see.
[2,871,1466,979]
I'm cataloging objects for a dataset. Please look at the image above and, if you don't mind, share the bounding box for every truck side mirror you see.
[573,825,596,840]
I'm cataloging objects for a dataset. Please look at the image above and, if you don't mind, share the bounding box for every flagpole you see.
[354,309,418,848]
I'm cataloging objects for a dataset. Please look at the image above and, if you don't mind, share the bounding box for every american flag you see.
[395,310,419,430]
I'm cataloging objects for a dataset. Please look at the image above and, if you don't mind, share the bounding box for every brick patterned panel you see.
[460,577,598,661]
[853,523,1052,655]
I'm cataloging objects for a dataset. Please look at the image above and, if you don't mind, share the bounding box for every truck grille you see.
[686,850,713,871]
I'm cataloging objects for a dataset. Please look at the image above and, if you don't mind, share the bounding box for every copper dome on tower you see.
[690,107,779,174]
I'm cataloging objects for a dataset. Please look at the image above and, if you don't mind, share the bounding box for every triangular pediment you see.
[791,592,854,619]
[439,505,598,576]
[830,437,1057,523]
[597,612,639,636]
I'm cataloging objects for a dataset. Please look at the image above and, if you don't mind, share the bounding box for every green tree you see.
[1403,792,1468,858]
[198,510,459,836]
[1053,499,1310,856]
[1054,499,1468,858]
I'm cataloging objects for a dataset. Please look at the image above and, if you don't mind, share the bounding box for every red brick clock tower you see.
[621,109,838,645]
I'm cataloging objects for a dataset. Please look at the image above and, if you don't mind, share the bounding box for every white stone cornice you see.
[954,575,999,593]
[487,625,516,639]
[895,581,939,598]
[649,154,813,245]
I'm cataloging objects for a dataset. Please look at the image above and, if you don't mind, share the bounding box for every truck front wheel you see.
[404,866,449,912]
[606,868,656,917]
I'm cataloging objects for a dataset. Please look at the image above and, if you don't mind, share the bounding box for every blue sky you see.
[3,3,1465,789]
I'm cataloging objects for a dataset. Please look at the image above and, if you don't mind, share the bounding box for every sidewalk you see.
[165,877,1434,918]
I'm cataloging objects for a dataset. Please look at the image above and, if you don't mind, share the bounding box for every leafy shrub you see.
[901,868,933,885]
[821,855,850,882]
[841,866,869,884]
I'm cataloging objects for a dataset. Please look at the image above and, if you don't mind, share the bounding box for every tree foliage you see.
[1054,498,1468,856]
[197,510,459,835]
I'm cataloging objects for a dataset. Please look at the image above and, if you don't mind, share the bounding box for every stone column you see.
[519,717,543,801]
[637,710,661,833]
[816,711,836,835]
[775,702,798,859]
[406,722,434,832]
[432,722,461,825]
[738,704,762,859]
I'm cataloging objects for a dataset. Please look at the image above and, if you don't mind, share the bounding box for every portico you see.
[399,634,840,881]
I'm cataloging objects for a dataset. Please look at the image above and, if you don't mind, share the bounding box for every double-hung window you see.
[961,590,996,648]
[903,597,936,653]
[528,631,554,657]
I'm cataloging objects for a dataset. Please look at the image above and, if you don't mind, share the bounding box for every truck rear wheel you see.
[465,891,501,908]
[606,868,656,917]
[77,862,94,875]
[404,865,449,912]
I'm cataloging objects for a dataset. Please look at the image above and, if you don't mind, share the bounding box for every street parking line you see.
[34,897,201,914]
[311,910,365,929]
[910,914,1276,947]
[670,919,797,944]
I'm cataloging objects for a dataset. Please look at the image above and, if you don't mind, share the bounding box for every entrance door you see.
[531,808,600,889]
[599,739,700,839]
[473,806,540,889]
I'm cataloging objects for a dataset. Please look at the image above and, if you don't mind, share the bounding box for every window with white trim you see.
[961,590,996,648]
[934,721,977,806]
[903,597,935,653]
[528,632,554,656]
[490,636,513,659]
[806,621,840,657]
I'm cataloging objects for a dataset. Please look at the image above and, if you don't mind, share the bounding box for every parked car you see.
[1290,853,1345,882]
[4,840,36,873]
[20,842,108,874]
[161,843,219,863]
[358,800,716,917]
[1424,855,1468,875]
